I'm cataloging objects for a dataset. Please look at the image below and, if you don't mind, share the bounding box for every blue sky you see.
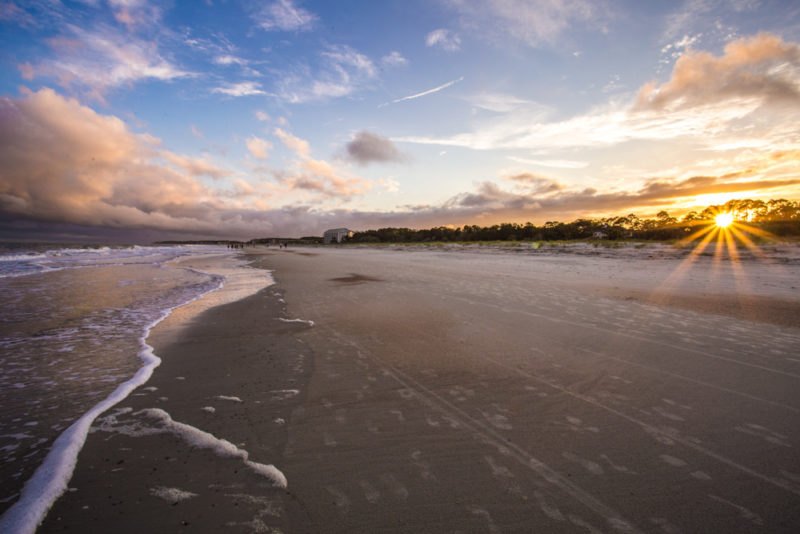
[1,0,799,240]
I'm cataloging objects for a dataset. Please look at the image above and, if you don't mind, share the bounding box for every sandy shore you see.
[39,245,800,533]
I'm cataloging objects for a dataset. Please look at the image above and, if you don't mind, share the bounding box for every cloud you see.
[270,127,371,198]
[446,0,603,48]
[504,173,565,193]
[469,93,540,113]
[212,81,267,97]
[381,76,464,107]
[400,34,800,156]
[0,88,378,239]
[0,2,36,27]
[252,0,317,32]
[507,156,588,169]
[274,127,310,158]
[255,110,271,122]
[636,33,800,111]
[381,51,408,66]
[426,29,461,51]
[246,136,272,159]
[2,91,796,241]
[412,167,800,226]
[273,44,377,102]
[214,54,249,66]
[0,88,224,233]
[108,0,162,29]
[163,153,231,180]
[342,131,407,165]
[29,24,192,98]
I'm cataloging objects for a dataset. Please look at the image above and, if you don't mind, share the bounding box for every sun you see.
[715,212,734,228]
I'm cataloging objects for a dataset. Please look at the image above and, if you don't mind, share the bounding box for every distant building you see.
[323,228,353,244]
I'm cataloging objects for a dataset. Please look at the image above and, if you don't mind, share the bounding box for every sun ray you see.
[729,226,768,259]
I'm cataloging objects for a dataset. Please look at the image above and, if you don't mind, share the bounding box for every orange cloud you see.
[636,33,800,111]
[0,88,227,232]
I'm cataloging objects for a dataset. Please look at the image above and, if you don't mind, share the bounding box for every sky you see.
[1,0,799,242]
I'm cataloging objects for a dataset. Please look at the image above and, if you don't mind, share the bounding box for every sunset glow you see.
[0,2,799,241]
[715,213,734,228]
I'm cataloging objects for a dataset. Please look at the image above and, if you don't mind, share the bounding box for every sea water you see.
[0,245,241,517]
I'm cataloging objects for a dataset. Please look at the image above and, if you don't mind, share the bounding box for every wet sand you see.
[39,245,800,533]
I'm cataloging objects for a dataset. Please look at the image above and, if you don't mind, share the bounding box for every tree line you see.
[345,199,800,243]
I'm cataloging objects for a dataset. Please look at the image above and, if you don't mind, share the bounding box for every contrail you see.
[380,76,464,107]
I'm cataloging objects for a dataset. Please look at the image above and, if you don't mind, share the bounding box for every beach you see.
[33,244,800,533]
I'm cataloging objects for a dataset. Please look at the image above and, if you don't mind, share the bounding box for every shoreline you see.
[37,259,311,533]
[31,246,800,533]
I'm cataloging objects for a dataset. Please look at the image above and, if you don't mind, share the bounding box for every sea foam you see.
[0,269,225,534]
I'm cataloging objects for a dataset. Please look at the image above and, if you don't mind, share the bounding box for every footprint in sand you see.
[652,406,685,422]
[484,455,515,479]
[398,388,416,401]
[479,410,512,430]
[562,451,604,475]
[533,491,565,522]
[380,473,409,500]
[425,414,441,428]
[411,449,436,481]
[734,423,791,447]
[325,486,351,514]
[334,409,347,424]
[659,454,687,468]
[562,416,600,434]
[649,517,682,534]
[708,494,763,526]
[568,514,603,534]
[359,480,380,504]
[470,506,501,534]
[662,398,693,411]
[599,454,637,475]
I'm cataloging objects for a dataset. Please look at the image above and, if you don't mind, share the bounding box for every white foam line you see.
[278,318,315,326]
[139,409,286,488]
[0,272,226,534]
[215,395,243,403]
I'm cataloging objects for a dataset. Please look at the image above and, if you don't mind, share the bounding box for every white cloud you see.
[426,29,461,51]
[212,81,267,97]
[273,44,377,102]
[274,127,310,158]
[469,93,540,113]
[400,34,800,156]
[246,136,272,159]
[446,0,602,48]
[381,51,408,66]
[252,0,316,32]
[108,0,162,29]
[31,24,192,98]
[214,54,248,66]
[507,156,589,169]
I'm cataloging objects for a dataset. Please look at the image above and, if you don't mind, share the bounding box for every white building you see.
[323,228,353,244]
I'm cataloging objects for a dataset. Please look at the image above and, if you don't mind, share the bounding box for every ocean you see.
[0,244,271,529]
